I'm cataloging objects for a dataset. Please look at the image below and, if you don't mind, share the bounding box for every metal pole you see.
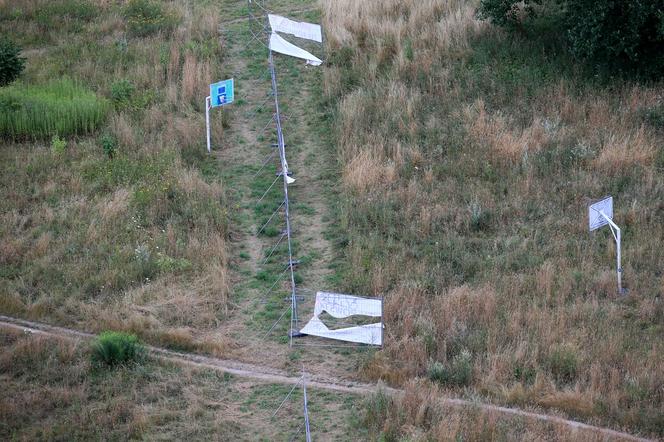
[380,295,384,348]
[206,96,211,153]
[616,226,622,294]
[303,377,312,442]
[599,211,623,295]
[269,49,299,345]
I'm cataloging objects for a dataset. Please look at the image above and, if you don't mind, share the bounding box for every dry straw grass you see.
[594,126,655,174]
[181,53,211,106]
[323,0,663,437]
[363,380,615,441]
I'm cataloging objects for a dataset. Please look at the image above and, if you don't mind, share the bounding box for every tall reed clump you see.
[91,331,145,367]
[0,78,109,139]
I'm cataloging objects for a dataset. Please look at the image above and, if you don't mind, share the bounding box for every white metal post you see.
[303,377,312,442]
[616,225,622,294]
[205,96,211,153]
[599,211,623,295]
[380,295,384,348]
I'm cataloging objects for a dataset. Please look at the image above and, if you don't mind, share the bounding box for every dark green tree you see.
[477,0,664,79]
[0,38,26,86]
[564,0,664,78]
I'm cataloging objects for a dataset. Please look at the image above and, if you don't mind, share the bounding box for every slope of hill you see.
[322,0,663,438]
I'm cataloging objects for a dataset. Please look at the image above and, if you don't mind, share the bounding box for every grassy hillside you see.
[322,0,663,438]
[0,0,231,351]
[0,0,364,440]
[0,328,362,440]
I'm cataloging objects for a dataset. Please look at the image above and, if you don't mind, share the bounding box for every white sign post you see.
[588,196,625,294]
[205,96,211,153]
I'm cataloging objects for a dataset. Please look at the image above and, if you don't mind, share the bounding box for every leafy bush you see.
[91,331,145,367]
[110,79,135,109]
[427,350,473,387]
[477,0,664,79]
[564,1,664,78]
[469,201,492,232]
[51,134,66,154]
[0,78,109,139]
[100,133,118,158]
[548,345,578,384]
[123,0,179,37]
[0,38,25,86]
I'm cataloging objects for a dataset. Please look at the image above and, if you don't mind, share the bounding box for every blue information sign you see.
[210,79,234,107]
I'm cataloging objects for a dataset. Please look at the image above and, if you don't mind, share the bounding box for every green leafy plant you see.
[110,79,135,109]
[100,133,118,158]
[469,200,492,232]
[91,331,145,367]
[427,350,473,387]
[51,134,66,154]
[123,0,179,37]
[0,38,26,86]
[548,345,578,384]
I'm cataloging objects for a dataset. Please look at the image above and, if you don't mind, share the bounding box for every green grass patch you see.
[91,331,145,367]
[0,78,109,139]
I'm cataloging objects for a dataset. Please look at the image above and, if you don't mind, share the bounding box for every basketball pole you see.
[598,210,623,295]
[205,96,211,153]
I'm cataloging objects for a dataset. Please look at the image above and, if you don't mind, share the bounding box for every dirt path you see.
[0,315,651,442]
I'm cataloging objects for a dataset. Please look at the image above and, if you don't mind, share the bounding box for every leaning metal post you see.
[599,210,623,295]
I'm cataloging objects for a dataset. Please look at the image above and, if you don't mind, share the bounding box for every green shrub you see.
[548,345,578,384]
[477,0,664,79]
[0,38,26,86]
[35,0,98,29]
[91,331,145,367]
[641,104,664,132]
[100,133,118,158]
[469,201,492,232]
[123,0,179,37]
[155,255,192,273]
[51,134,67,154]
[0,78,109,139]
[564,0,664,79]
[110,79,135,109]
[362,390,394,434]
[477,0,537,28]
[427,350,473,387]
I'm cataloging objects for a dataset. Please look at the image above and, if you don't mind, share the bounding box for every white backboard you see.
[588,196,613,231]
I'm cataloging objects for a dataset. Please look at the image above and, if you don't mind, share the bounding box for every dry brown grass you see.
[594,126,655,174]
[109,113,137,149]
[465,99,551,164]
[322,0,663,437]
[362,380,617,441]
[343,148,398,194]
[181,52,211,106]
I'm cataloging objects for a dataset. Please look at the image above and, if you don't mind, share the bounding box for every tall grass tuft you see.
[0,78,109,139]
[91,331,145,367]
